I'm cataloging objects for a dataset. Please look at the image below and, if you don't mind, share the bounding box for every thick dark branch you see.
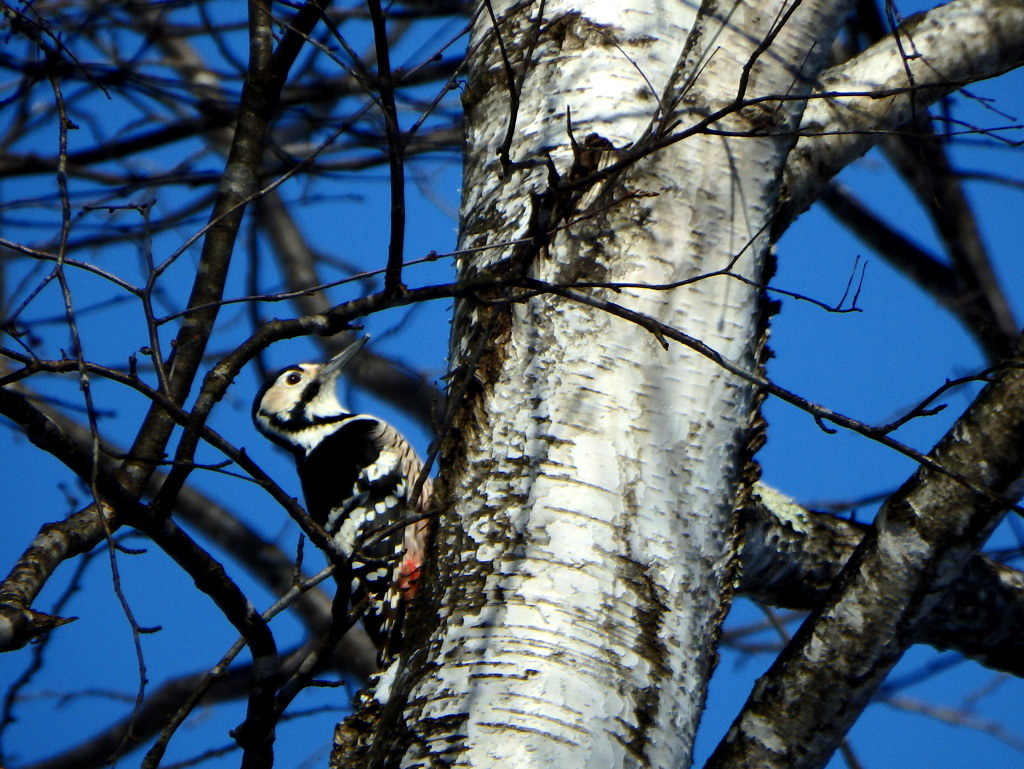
[0,383,279,762]
[742,485,1024,677]
[0,60,461,183]
[0,115,228,178]
[20,641,333,769]
[881,122,1018,360]
[711,333,1024,769]
[20,668,249,769]
[366,0,409,294]
[844,0,1016,359]
[0,387,123,651]
[135,517,279,767]
[820,182,956,300]
[818,180,1018,360]
[113,0,332,499]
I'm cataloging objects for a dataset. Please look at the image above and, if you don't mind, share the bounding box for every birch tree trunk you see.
[340,1,851,767]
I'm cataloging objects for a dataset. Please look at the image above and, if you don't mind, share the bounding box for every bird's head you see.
[252,336,368,451]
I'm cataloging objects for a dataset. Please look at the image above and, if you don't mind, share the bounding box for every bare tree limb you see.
[778,0,1024,236]
[880,121,1018,359]
[710,332,1024,769]
[744,484,1024,678]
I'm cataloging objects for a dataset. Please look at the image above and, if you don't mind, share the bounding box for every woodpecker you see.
[252,337,431,662]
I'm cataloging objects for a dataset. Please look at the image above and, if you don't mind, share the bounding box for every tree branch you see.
[777,0,1024,236]
[743,484,1024,678]
[710,332,1024,769]
[113,0,333,499]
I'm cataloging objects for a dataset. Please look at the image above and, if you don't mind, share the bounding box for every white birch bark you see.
[363,1,851,767]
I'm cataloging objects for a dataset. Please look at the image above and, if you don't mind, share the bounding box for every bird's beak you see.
[318,335,369,383]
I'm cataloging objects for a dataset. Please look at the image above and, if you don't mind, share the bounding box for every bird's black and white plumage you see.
[252,337,431,662]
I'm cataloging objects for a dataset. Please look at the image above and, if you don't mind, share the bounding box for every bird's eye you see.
[285,372,302,386]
